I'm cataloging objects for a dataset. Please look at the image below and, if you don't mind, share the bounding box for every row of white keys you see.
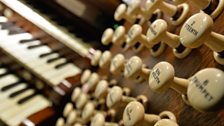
[3,95,51,126]
[0,88,34,113]
[0,83,27,102]
[0,29,80,85]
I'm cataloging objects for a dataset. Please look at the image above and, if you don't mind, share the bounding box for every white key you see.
[0,30,9,36]
[6,96,50,126]
[0,74,19,89]
[0,16,8,23]
[0,68,7,75]
[0,89,35,113]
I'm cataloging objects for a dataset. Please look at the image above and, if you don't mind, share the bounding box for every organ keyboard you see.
[0,23,81,86]
[0,66,53,126]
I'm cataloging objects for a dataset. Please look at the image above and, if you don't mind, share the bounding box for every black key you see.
[8,27,26,35]
[20,38,39,43]
[0,22,14,29]
[55,62,69,69]
[27,44,45,49]
[17,92,36,104]
[9,87,29,98]
[39,51,54,58]
[47,57,61,63]
[1,81,21,92]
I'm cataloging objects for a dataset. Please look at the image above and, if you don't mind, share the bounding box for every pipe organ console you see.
[0,0,223,126]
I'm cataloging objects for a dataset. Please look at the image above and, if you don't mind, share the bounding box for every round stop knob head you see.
[124,56,142,79]
[148,62,175,92]
[112,26,125,45]
[81,69,91,84]
[94,80,108,98]
[106,86,123,108]
[67,110,78,124]
[101,28,114,45]
[114,4,127,21]
[87,73,99,90]
[71,87,81,102]
[154,119,179,126]
[99,51,112,68]
[63,103,73,117]
[126,24,143,46]
[147,19,167,44]
[123,101,145,126]
[82,102,95,120]
[110,54,125,74]
[56,117,65,126]
[91,113,105,126]
[91,50,102,66]
[187,68,224,112]
[180,13,213,48]
[76,93,88,109]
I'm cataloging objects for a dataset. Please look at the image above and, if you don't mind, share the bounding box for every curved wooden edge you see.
[19,107,55,126]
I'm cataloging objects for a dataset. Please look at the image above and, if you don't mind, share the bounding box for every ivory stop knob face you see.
[187,68,224,111]
[76,93,88,109]
[86,73,99,90]
[63,103,73,117]
[124,56,143,79]
[126,24,146,49]
[101,28,114,45]
[106,86,123,108]
[82,102,95,121]
[71,87,81,102]
[123,101,145,126]
[74,123,82,126]
[56,117,65,126]
[148,62,175,92]
[67,110,78,125]
[91,113,105,126]
[81,69,91,84]
[147,19,167,45]
[112,26,126,46]
[110,54,126,74]
[91,50,102,66]
[154,119,179,126]
[114,4,126,21]
[99,51,112,68]
[180,13,213,48]
[94,80,108,98]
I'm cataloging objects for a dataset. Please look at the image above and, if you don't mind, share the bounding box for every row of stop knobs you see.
[99,0,224,65]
